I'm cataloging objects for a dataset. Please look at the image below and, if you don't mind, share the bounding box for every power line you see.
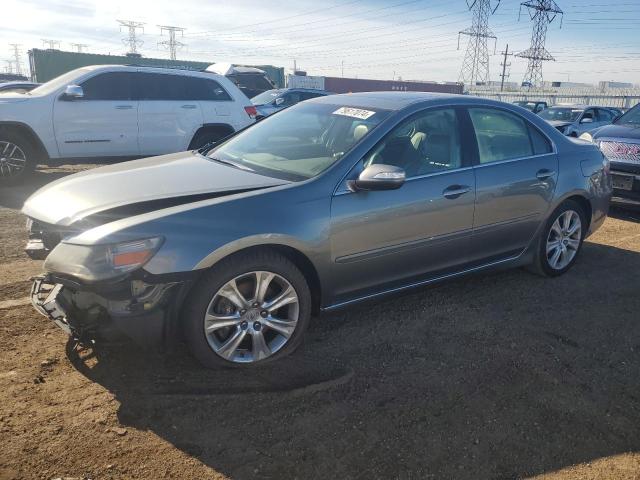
[516,0,563,89]
[158,25,186,60]
[8,44,23,76]
[69,43,89,53]
[458,0,501,86]
[117,19,145,55]
[41,39,60,50]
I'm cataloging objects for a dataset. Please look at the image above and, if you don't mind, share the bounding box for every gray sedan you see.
[24,93,612,368]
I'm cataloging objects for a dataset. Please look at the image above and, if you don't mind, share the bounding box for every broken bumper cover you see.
[30,272,196,349]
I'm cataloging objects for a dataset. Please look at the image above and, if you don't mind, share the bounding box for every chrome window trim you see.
[473,152,557,170]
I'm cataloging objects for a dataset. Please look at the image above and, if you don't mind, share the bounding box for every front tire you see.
[183,249,312,368]
[0,131,36,185]
[529,200,587,277]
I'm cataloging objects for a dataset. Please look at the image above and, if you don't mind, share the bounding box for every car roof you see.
[309,91,470,111]
[80,64,225,78]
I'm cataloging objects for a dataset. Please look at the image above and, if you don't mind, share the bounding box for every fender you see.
[0,121,51,160]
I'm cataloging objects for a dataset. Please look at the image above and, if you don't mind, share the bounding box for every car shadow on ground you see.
[66,241,640,479]
[610,205,640,224]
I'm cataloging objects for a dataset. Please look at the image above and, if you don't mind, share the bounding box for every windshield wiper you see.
[209,156,255,172]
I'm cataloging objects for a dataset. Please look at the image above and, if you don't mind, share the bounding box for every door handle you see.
[181,104,197,109]
[442,185,471,199]
[115,105,133,110]
[536,169,556,180]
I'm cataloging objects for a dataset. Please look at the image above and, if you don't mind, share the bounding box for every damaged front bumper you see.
[30,272,196,349]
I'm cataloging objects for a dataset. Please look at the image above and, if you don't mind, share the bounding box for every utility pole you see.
[341,60,344,78]
[499,43,512,91]
[458,0,501,87]
[41,39,60,50]
[8,44,23,76]
[4,60,13,74]
[117,19,145,55]
[516,0,563,90]
[70,43,89,53]
[158,25,186,60]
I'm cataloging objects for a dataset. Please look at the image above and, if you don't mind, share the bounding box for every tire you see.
[528,199,587,277]
[0,130,36,185]
[183,249,312,368]
[188,129,231,150]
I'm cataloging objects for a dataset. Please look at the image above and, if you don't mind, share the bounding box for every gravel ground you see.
[1,164,640,479]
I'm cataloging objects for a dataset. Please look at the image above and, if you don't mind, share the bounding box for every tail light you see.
[244,106,258,119]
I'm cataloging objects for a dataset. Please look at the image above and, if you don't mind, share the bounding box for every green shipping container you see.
[28,49,285,87]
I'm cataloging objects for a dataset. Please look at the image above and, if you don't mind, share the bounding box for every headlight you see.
[44,237,163,282]
[579,132,594,142]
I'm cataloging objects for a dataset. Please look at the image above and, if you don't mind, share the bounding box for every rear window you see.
[184,77,232,101]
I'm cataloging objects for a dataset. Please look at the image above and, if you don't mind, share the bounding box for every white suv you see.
[0,65,257,184]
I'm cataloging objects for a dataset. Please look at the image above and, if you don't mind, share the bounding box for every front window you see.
[29,67,92,96]
[208,103,389,181]
[539,107,584,122]
[614,104,640,126]
[251,89,282,105]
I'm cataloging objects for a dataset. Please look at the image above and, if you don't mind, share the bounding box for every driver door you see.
[329,107,476,302]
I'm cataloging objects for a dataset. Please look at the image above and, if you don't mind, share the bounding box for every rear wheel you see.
[529,200,587,277]
[183,250,311,368]
[0,131,36,185]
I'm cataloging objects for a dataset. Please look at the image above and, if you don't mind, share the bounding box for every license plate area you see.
[612,173,634,191]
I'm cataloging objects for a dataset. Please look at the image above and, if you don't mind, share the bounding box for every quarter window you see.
[80,72,134,100]
[136,73,188,101]
[365,108,462,178]
[184,77,232,101]
[469,108,534,163]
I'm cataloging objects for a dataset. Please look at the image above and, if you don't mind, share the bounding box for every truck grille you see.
[600,141,640,164]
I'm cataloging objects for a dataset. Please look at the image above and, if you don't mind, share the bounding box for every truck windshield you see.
[615,105,640,126]
[208,103,389,181]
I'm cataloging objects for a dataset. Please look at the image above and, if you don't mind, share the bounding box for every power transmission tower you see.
[158,25,186,60]
[499,43,513,91]
[458,0,501,87]
[8,44,23,76]
[117,19,145,55]
[516,0,563,90]
[70,43,89,53]
[4,60,13,74]
[41,39,61,50]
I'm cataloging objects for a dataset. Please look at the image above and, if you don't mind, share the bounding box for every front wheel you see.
[183,250,312,368]
[529,200,587,277]
[0,132,36,185]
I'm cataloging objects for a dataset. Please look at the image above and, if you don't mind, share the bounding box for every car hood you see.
[593,123,640,140]
[22,151,289,226]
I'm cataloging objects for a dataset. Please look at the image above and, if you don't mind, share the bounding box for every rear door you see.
[185,75,234,124]
[330,107,476,301]
[53,71,139,157]
[136,71,203,155]
[467,106,557,263]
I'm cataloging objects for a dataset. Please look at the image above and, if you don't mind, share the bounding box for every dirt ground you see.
[1,165,640,480]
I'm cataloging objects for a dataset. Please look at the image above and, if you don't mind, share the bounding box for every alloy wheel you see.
[203,271,300,363]
[0,141,27,179]
[546,210,582,270]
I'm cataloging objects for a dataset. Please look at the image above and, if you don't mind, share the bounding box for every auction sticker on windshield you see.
[333,107,376,120]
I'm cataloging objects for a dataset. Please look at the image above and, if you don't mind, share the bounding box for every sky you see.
[3,0,640,86]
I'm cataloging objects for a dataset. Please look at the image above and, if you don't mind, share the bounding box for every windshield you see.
[251,89,282,105]
[539,107,583,122]
[514,101,537,112]
[29,67,92,96]
[208,102,389,181]
[615,104,640,126]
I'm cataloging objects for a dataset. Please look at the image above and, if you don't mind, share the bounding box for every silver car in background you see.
[539,104,618,137]
[23,93,611,368]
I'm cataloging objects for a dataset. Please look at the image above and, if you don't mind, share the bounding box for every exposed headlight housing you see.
[44,237,163,283]
[579,132,594,142]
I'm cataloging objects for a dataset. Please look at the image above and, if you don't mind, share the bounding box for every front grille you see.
[600,141,640,164]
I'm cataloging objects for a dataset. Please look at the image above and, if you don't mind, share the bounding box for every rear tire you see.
[528,199,587,277]
[0,130,36,185]
[183,249,312,368]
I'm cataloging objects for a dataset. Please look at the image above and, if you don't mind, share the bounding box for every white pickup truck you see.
[0,64,257,184]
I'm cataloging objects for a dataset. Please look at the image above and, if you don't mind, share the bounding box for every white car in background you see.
[0,65,257,184]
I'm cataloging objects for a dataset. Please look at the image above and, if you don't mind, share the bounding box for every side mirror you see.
[62,84,83,100]
[348,164,406,192]
[581,117,593,124]
[275,97,285,106]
